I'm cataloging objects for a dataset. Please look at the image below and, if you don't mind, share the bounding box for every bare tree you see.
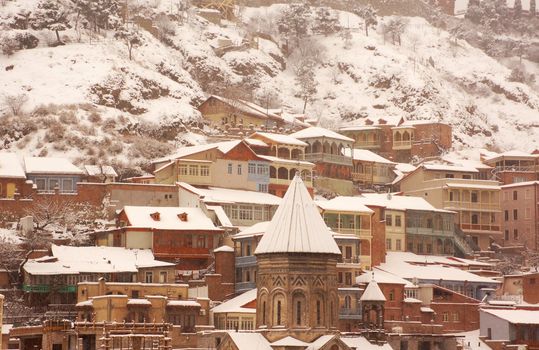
[3,94,28,116]
[0,237,24,284]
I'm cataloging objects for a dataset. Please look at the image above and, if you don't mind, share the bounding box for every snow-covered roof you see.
[211,288,257,314]
[214,245,234,253]
[315,197,374,214]
[343,149,395,165]
[379,252,500,285]
[271,336,309,347]
[356,269,414,287]
[227,332,272,350]
[254,175,341,255]
[250,132,307,146]
[395,163,417,173]
[244,138,268,148]
[421,306,435,313]
[257,155,314,167]
[386,251,491,268]
[167,300,201,307]
[360,279,387,301]
[404,297,422,303]
[84,165,118,177]
[24,157,84,175]
[421,162,479,173]
[501,180,539,189]
[305,335,337,350]
[210,95,282,121]
[121,206,221,231]
[23,245,174,275]
[357,193,454,213]
[153,140,244,164]
[484,150,537,162]
[289,126,354,142]
[482,309,539,324]
[206,205,234,228]
[233,221,269,239]
[341,336,394,350]
[178,182,281,206]
[0,152,25,179]
[127,299,152,306]
[451,330,493,350]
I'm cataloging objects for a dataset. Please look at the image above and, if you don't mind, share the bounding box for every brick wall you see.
[369,206,387,267]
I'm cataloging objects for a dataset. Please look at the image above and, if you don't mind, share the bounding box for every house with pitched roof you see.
[24,156,84,194]
[0,152,27,199]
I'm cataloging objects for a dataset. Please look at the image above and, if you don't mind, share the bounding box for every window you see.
[514,209,518,220]
[417,243,423,253]
[296,301,301,325]
[49,179,59,191]
[505,230,509,240]
[262,301,267,325]
[248,163,256,174]
[277,301,282,325]
[442,312,449,322]
[396,239,402,251]
[395,215,402,227]
[462,175,471,179]
[178,164,188,175]
[385,214,392,226]
[427,218,433,228]
[386,239,392,250]
[514,229,518,240]
[471,192,478,203]
[427,244,432,253]
[227,163,232,174]
[258,183,268,193]
[471,214,478,225]
[237,164,242,175]
[239,205,253,221]
[453,312,460,322]
[159,271,167,283]
[316,300,321,325]
[189,165,198,176]
[389,290,394,301]
[62,179,73,192]
[505,210,509,221]
[145,272,153,283]
[200,165,210,176]
[253,206,263,221]
[345,272,352,285]
[445,174,454,178]
[513,191,518,200]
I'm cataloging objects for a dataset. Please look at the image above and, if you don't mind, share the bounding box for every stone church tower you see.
[254,174,342,330]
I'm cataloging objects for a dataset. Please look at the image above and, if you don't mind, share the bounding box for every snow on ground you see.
[0,228,22,244]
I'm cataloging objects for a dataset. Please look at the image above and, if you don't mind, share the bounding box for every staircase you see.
[453,226,479,258]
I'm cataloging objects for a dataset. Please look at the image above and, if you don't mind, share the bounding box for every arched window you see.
[316,300,322,325]
[263,301,267,325]
[278,167,288,180]
[395,132,402,142]
[277,300,282,325]
[289,168,298,179]
[403,131,410,141]
[296,300,302,325]
[270,166,276,179]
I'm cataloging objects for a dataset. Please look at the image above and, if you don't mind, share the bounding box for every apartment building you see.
[343,148,396,191]
[500,181,539,250]
[482,150,538,185]
[399,163,502,250]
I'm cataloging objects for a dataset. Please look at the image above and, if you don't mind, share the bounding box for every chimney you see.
[150,212,160,221]
[178,212,188,222]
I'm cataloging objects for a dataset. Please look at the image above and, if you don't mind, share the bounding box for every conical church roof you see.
[254,174,341,255]
[360,278,386,302]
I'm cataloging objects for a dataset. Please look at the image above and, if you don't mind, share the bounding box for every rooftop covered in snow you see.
[211,288,257,314]
[254,174,341,255]
[24,157,84,175]
[343,149,396,165]
[249,131,308,146]
[289,126,354,142]
[0,152,25,179]
[120,206,221,232]
[178,182,281,206]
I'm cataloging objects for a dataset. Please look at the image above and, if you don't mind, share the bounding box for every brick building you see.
[500,181,539,250]
[482,151,538,185]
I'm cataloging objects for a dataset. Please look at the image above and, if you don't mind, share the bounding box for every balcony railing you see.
[460,223,501,233]
[494,165,535,173]
[235,281,256,292]
[305,153,353,166]
[443,201,500,211]
[235,255,257,268]
[392,141,412,150]
[339,308,362,320]
[354,141,380,149]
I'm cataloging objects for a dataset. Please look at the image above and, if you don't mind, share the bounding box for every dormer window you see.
[178,212,188,222]
[150,212,160,221]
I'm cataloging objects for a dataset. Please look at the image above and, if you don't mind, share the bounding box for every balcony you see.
[443,201,500,212]
[177,174,212,186]
[305,153,353,166]
[355,141,380,149]
[339,308,362,320]
[460,223,501,234]
[235,255,257,268]
[338,257,361,268]
[392,140,412,150]
[494,165,535,173]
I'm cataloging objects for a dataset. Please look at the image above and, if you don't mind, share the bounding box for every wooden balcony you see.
[443,201,500,212]
[460,223,501,234]
[305,153,352,166]
[392,140,412,150]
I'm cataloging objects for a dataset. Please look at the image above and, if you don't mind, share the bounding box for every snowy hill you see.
[1,1,539,173]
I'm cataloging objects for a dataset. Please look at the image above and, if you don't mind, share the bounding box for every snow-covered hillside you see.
[1,1,539,173]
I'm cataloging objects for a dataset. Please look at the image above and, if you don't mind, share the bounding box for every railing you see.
[305,153,353,166]
[455,226,481,252]
[443,201,500,211]
[392,141,412,150]
[405,227,453,236]
[22,284,77,293]
[235,281,256,292]
[235,255,257,268]
[339,308,362,320]
[329,227,372,238]
[177,174,212,185]
[494,165,535,173]
[354,141,380,149]
[460,224,501,233]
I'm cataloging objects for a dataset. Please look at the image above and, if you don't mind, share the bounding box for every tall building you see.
[254,174,342,330]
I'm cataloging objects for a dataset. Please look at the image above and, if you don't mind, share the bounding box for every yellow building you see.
[399,163,502,250]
